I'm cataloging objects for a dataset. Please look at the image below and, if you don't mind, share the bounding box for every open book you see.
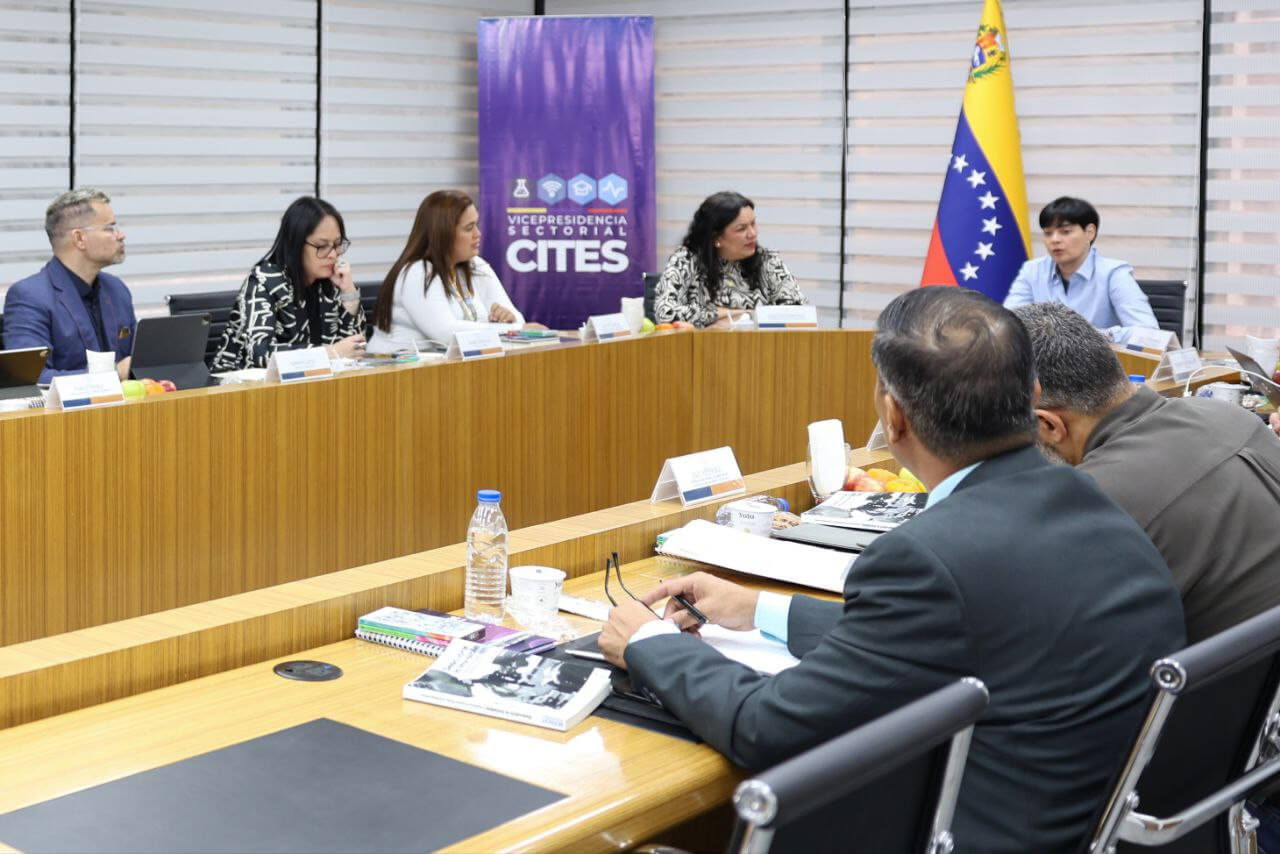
[403,640,612,732]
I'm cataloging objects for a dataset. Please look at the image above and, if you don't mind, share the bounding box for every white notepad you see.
[656,519,855,593]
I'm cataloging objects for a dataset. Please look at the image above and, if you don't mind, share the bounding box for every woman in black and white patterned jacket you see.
[653,191,806,329]
[211,196,366,371]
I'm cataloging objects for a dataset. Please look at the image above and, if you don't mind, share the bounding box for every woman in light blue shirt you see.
[1003,197,1158,345]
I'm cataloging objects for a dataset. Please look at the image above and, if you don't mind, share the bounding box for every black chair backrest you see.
[727,678,989,854]
[1086,602,1280,853]
[1136,279,1187,340]
[167,290,239,366]
[643,272,660,322]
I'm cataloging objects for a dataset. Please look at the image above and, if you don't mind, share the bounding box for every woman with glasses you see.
[367,189,540,352]
[211,196,366,370]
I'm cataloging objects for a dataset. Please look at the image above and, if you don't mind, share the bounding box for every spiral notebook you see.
[355,607,488,655]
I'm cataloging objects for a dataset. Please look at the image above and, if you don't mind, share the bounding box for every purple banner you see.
[477,16,655,330]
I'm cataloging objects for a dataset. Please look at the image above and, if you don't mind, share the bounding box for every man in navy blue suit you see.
[3,188,137,383]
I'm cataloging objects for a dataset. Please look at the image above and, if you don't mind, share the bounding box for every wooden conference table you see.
[0,558,832,853]
[0,329,882,646]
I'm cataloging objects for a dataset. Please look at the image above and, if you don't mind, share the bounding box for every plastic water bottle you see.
[465,489,508,623]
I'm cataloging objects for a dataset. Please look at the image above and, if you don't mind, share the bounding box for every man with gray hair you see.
[1015,300,1280,643]
[3,188,136,382]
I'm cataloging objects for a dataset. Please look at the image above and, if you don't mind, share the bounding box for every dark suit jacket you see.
[626,445,1185,853]
[2,258,136,383]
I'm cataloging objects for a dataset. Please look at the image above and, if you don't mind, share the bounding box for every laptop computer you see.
[1226,346,1280,408]
[0,346,50,401]
[130,314,214,390]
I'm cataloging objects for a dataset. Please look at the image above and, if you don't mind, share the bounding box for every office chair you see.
[1135,280,1187,341]
[644,677,989,854]
[1085,602,1280,853]
[357,282,380,338]
[643,272,660,321]
[166,290,238,366]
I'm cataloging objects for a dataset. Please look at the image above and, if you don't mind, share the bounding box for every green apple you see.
[640,317,656,333]
[120,379,146,400]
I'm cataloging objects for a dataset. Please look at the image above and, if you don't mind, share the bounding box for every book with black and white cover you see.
[403,640,613,731]
[801,490,928,532]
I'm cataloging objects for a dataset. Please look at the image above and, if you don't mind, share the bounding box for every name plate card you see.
[583,313,633,343]
[755,305,818,330]
[445,329,505,362]
[1124,327,1179,356]
[1152,346,1203,383]
[266,347,334,383]
[865,420,889,451]
[650,446,746,507]
[47,372,125,411]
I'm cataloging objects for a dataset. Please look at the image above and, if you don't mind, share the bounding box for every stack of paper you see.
[656,519,854,593]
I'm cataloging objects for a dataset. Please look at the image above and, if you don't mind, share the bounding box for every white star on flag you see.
[952,154,968,172]
[959,263,979,281]
[978,191,999,210]
[966,169,987,189]
[975,242,995,260]
[981,217,1002,235]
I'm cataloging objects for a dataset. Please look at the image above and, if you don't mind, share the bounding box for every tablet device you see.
[1226,346,1280,408]
[772,523,882,553]
[0,346,50,400]
[130,314,213,390]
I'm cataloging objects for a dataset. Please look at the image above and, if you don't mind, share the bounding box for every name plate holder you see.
[1152,346,1203,383]
[755,305,818,330]
[865,420,889,451]
[266,347,334,383]
[583,313,633,343]
[650,446,746,507]
[47,372,125,411]
[445,329,505,362]
[1124,328,1179,357]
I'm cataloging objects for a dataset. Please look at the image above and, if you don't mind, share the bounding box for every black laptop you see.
[130,314,213,389]
[0,346,49,400]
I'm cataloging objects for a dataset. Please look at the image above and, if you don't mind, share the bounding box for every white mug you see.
[1205,382,1247,407]
[620,297,645,334]
[85,349,116,375]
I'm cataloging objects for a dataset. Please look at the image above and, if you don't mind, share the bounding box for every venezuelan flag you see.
[920,0,1032,302]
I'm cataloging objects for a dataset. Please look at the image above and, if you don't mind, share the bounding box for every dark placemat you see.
[550,634,700,744]
[0,718,564,854]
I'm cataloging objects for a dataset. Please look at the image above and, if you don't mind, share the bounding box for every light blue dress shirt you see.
[1002,247,1159,345]
[754,462,982,642]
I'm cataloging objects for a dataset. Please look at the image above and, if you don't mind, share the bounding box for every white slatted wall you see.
[843,0,1204,331]
[319,0,530,288]
[0,1,70,290]
[74,0,318,312]
[546,0,848,326]
[1202,0,1280,351]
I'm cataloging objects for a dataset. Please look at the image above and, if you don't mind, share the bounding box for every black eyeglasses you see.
[604,552,660,616]
[306,239,350,257]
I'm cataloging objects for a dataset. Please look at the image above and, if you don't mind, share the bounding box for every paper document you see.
[701,625,799,674]
[657,519,854,593]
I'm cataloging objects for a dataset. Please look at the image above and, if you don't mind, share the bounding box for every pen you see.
[672,593,708,626]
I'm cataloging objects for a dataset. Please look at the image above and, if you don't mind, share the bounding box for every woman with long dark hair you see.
[211,196,366,370]
[654,191,805,328]
[368,190,535,351]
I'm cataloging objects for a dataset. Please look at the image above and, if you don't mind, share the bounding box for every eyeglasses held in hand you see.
[603,552,660,617]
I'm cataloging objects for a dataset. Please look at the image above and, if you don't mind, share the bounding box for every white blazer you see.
[367,257,525,350]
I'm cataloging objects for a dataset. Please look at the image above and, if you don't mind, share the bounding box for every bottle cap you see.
[1128,374,1146,383]
[775,497,790,513]
[477,489,501,503]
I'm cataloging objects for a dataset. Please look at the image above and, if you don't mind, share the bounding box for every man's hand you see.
[115,355,132,381]
[642,572,759,632]
[599,600,661,668]
[489,303,516,323]
[1271,412,1280,438]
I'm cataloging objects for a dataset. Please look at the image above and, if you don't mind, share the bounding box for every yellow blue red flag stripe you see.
[920,0,1032,301]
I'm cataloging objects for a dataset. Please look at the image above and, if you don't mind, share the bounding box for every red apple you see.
[158,380,177,393]
[843,466,867,491]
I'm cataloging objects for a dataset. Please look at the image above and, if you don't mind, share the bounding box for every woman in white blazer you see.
[368,190,539,350]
